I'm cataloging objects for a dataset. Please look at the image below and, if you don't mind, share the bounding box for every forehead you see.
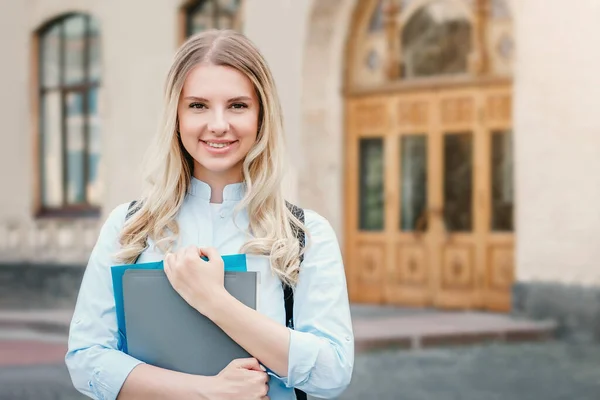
[181,63,255,98]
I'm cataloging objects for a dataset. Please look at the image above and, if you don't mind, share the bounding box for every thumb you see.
[234,358,263,371]
[199,247,222,263]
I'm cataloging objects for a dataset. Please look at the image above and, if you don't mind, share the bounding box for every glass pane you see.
[369,0,384,32]
[218,0,241,18]
[41,91,63,207]
[88,17,101,83]
[491,131,514,231]
[491,0,512,20]
[64,15,86,85]
[218,15,234,30]
[400,136,427,231]
[402,1,472,78]
[188,0,216,36]
[444,133,473,231]
[65,92,85,204]
[40,24,61,88]
[87,88,102,205]
[359,138,385,231]
[217,0,240,29]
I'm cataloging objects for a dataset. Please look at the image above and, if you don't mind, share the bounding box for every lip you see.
[200,139,239,154]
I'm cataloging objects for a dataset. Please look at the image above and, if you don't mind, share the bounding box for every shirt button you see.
[220,211,226,218]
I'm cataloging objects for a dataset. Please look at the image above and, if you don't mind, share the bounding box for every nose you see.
[207,110,230,135]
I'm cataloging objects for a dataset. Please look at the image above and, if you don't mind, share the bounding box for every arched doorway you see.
[343,0,515,310]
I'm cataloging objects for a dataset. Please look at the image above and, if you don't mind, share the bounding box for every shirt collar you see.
[188,177,246,202]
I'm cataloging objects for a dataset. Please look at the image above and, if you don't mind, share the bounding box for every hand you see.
[205,358,270,400]
[164,246,229,315]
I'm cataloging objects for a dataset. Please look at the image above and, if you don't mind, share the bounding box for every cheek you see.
[236,115,259,142]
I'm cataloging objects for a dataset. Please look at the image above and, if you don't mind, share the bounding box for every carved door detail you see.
[345,84,514,311]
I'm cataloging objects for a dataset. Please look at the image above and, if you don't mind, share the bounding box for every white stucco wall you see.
[514,0,600,285]
[0,0,30,222]
[244,0,311,204]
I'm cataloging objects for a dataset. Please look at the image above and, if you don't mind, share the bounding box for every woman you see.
[66,29,354,400]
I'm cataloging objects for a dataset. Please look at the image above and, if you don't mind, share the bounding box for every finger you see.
[199,247,222,264]
[173,248,183,265]
[164,253,172,273]
[260,383,269,397]
[233,357,261,371]
[183,245,199,264]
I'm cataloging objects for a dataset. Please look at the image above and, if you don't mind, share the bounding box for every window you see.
[349,0,515,87]
[183,0,243,38]
[37,14,102,217]
[402,1,472,78]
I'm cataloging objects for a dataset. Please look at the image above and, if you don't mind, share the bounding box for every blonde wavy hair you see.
[116,30,306,286]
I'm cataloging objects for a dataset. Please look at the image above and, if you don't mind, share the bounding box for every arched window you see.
[37,13,102,216]
[348,0,514,88]
[402,1,472,78]
[183,0,243,38]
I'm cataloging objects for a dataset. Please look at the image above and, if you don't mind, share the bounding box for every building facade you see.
[0,0,599,333]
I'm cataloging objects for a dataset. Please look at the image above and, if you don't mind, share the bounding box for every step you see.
[353,311,557,351]
[0,308,557,352]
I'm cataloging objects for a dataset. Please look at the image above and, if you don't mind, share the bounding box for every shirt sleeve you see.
[272,209,355,398]
[65,203,145,400]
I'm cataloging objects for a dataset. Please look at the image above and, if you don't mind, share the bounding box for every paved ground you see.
[337,340,600,400]
[1,337,599,400]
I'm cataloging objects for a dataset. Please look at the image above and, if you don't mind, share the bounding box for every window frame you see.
[178,0,244,43]
[34,13,101,219]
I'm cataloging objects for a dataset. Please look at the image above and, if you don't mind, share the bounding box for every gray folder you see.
[122,269,258,376]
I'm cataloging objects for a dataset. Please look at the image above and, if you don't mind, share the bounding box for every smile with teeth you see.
[203,141,236,148]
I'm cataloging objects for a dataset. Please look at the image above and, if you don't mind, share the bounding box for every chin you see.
[196,160,243,175]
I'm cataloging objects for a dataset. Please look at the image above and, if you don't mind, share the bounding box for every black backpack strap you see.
[126,201,143,264]
[126,200,140,220]
[283,201,305,330]
[283,202,307,400]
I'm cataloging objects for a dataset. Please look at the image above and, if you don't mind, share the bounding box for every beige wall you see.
[0,0,30,222]
[244,0,312,204]
[514,0,600,286]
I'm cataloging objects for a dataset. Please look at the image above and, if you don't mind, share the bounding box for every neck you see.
[193,167,243,203]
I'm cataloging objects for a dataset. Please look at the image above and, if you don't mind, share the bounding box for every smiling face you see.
[177,63,260,184]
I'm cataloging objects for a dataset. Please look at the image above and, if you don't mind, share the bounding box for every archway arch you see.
[302,0,515,310]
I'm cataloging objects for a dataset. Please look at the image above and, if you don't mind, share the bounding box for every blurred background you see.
[0,0,599,399]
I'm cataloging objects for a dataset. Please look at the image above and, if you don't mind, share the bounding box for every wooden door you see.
[345,83,514,311]
[432,88,482,309]
[480,86,514,311]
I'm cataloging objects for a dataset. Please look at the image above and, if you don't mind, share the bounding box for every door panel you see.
[482,86,514,311]
[433,89,481,309]
[387,93,436,306]
[345,84,514,311]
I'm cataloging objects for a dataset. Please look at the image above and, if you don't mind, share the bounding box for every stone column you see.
[383,0,402,80]
[469,0,491,75]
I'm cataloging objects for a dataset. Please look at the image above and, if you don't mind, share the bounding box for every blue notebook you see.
[111,254,247,353]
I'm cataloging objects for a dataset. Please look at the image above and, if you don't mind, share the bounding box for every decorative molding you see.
[0,218,100,264]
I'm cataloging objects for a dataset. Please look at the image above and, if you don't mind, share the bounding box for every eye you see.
[189,102,206,109]
[230,103,248,110]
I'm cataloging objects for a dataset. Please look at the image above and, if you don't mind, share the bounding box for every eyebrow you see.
[183,96,253,102]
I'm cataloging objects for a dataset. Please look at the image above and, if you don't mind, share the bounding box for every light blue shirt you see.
[65,178,354,400]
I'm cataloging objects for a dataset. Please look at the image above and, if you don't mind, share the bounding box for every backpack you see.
[126,200,308,400]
